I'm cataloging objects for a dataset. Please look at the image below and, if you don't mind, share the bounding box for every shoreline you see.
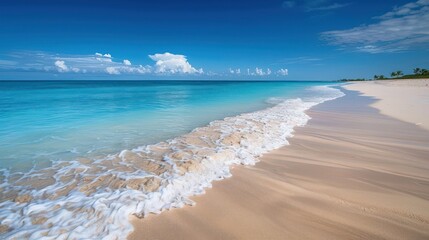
[0,83,343,239]
[344,79,429,130]
[129,81,429,239]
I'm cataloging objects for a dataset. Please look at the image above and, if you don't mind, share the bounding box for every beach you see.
[129,80,429,240]
[346,79,429,130]
[0,81,344,239]
[3,0,429,238]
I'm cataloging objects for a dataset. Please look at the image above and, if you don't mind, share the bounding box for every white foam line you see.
[0,85,344,240]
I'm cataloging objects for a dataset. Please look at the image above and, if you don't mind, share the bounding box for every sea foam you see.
[0,85,344,240]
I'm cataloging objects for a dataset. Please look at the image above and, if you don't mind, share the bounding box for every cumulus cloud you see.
[240,67,288,77]
[96,53,112,58]
[54,60,81,73]
[149,52,203,74]
[55,53,151,75]
[229,68,241,74]
[16,51,150,75]
[255,68,264,76]
[54,60,69,72]
[95,52,113,63]
[277,69,289,76]
[105,64,152,75]
[249,67,272,76]
[105,67,120,75]
[321,0,429,53]
[3,51,209,76]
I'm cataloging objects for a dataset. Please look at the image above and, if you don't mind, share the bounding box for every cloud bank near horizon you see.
[0,51,290,78]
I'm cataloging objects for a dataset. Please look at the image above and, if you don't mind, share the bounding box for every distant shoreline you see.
[345,79,429,130]
[339,75,429,82]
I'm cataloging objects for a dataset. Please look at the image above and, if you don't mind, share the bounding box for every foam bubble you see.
[0,85,344,239]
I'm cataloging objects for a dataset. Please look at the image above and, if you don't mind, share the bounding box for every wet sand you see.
[129,85,429,240]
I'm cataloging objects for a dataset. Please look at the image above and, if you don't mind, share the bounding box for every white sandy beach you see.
[345,79,429,130]
[129,79,429,240]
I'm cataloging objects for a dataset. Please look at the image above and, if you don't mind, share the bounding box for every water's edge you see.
[0,85,345,240]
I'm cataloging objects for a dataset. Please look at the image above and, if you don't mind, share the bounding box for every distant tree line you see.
[374,67,428,80]
[390,70,403,78]
[340,67,428,82]
[373,75,385,80]
[413,68,429,75]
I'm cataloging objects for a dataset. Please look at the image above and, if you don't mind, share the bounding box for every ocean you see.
[0,80,344,239]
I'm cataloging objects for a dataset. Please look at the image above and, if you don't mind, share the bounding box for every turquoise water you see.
[0,80,345,239]
[0,80,328,172]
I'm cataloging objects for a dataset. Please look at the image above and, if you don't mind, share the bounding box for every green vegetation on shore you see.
[339,67,429,82]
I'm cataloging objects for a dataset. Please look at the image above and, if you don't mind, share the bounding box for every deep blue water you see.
[0,80,332,171]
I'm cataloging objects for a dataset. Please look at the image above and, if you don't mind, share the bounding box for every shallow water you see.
[0,80,325,171]
[0,80,344,239]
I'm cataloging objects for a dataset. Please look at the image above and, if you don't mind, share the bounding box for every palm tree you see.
[396,70,403,77]
[391,72,397,78]
[374,75,385,80]
[414,68,421,74]
[421,69,429,75]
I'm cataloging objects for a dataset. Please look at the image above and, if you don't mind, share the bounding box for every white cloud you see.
[250,68,272,76]
[53,60,81,73]
[255,68,264,76]
[52,53,151,75]
[377,0,429,19]
[149,52,203,74]
[106,65,151,75]
[3,51,204,77]
[96,52,112,58]
[71,67,80,73]
[277,69,289,76]
[95,53,113,62]
[121,65,152,74]
[321,0,429,53]
[106,67,120,75]
[229,68,241,74]
[55,60,69,72]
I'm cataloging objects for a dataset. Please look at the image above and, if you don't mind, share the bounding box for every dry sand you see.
[129,83,429,240]
[345,79,429,130]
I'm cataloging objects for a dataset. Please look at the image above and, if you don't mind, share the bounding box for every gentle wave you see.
[0,85,344,240]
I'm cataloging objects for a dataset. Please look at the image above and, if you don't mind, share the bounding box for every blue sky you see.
[0,0,428,80]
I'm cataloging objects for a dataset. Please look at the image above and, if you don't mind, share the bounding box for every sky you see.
[0,0,428,80]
